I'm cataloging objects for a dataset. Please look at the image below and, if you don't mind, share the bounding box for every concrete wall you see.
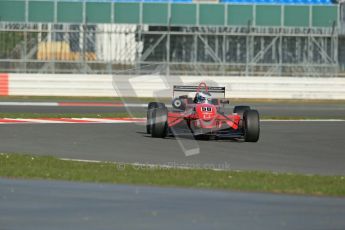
[1,73,345,99]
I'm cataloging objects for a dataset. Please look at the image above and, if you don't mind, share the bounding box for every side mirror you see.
[220,99,230,104]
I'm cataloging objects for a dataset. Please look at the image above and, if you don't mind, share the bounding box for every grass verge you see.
[1,153,345,197]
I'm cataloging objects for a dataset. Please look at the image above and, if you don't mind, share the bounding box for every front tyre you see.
[146,102,165,134]
[233,105,251,115]
[151,107,168,138]
[243,110,260,142]
[233,106,251,130]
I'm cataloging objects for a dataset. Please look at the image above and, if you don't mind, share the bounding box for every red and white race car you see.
[146,82,260,142]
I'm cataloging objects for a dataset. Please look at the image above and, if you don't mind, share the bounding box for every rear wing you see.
[173,85,225,97]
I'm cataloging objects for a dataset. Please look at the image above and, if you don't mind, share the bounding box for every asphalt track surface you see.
[1,101,345,118]
[1,178,345,230]
[1,103,344,230]
[0,121,344,175]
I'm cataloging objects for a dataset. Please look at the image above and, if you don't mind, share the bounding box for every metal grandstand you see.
[0,0,343,77]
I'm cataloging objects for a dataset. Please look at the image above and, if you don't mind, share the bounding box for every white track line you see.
[77,118,143,123]
[0,118,344,124]
[0,101,149,107]
[123,103,148,107]
[0,118,145,124]
[123,103,172,108]
[0,102,59,106]
[0,101,164,108]
[14,118,67,123]
[60,158,103,163]
[261,119,345,122]
[59,157,232,171]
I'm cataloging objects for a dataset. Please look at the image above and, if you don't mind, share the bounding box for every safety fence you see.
[0,0,343,76]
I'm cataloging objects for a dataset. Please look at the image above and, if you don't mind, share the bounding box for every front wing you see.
[167,111,243,138]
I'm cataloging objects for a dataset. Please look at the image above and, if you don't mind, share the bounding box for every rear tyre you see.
[172,98,185,111]
[151,107,168,138]
[146,102,165,134]
[243,110,260,142]
[233,106,251,130]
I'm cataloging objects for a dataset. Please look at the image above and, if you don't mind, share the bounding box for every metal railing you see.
[0,22,342,77]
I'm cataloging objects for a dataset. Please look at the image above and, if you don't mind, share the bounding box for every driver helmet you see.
[195,91,212,104]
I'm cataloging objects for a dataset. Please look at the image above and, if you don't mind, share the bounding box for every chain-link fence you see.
[0,22,342,77]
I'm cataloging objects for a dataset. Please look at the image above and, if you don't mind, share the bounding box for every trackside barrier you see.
[3,74,345,100]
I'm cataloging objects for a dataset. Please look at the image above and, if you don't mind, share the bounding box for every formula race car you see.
[146,82,260,142]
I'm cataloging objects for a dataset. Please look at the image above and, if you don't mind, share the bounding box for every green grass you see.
[1,153,345,197]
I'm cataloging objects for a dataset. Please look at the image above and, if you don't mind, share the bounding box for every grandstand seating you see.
[112,0,332,4]
[112,0,331,3]
[113,0,192,2]
[0,0,338,27]
[1,0,332,4]
[221,0,332,4]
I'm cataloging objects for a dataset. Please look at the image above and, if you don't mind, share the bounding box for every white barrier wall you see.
[8,74,116,97]
[4,74,345,99]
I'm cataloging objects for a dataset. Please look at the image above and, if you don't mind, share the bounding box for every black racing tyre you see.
[233,105,251,130]
[233,105,251,116]
[243,109,260,142]
[146,102,165,134]
[172,98,185,111]
[151,107,168,138]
